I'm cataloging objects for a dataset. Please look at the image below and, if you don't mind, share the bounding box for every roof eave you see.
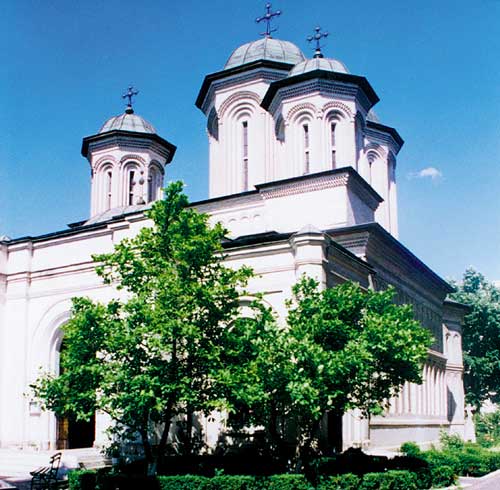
[261,70,380,111]
[81,130,177,162]
[195,59,295,111]
[366,120,404,150]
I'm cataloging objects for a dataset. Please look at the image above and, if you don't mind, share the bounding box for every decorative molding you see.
[321,101,353,121]
[207,106,219,140]
[285,102,317,123]
[260,172,349,200]
[93,155,117,171]
[218,91,261,119]
[120,153,147,166]
[149,160,164,172]
[201,69,285,113]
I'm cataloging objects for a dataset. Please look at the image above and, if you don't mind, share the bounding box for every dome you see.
[288,57,349,77]
[225,37,305,69]
[99,109,156,134]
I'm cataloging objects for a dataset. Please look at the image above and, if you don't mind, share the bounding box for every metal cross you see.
[256,3,282,38]
[307,26,329,57]
[122,86,139,109]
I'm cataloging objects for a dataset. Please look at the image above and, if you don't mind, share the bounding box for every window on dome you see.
[128,169,136,205]
[303,124,310,174]
[242,121,249,191]
[106,170,112,210]
[330,122,337,169]
[148,166,163,202]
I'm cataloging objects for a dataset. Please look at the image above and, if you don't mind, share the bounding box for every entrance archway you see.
[56,340,95,449]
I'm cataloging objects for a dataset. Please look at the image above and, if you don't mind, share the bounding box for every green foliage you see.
[317,473,360,490]
[439,431,465,451]
[158,475,211,490]
[32,182,253,466]
[359,471,418,490]
[399,442,421,458]
[68,470,97,490]
[264,475,312,490]
[449,268,500,408]
[475,409,500,447]
[224,277,432,461]
[429,465,455,488]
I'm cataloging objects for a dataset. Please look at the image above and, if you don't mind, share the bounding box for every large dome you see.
[288,57,349,77]
[225,37,305,69]
[99,109,156,134]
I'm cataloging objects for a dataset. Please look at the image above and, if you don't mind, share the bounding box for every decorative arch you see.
[207,107,219,140]
[218,91,261,120]
[119,154,147,168]
[321,101,353,122]
[286,102,317,124]
[275,113,285,141]
[364,142,388,159]
[30,299,73,377]
[122,161,142,206]
[94,155,117,172]
[147,161,164,202]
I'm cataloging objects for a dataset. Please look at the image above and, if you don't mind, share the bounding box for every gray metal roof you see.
[99,112,156,134]
[225,38,305,69]
[288,57,349,77]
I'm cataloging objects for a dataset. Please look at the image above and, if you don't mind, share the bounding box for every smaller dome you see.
[99,110,156,134]
[288,57,349,77]
[225,38,305,69]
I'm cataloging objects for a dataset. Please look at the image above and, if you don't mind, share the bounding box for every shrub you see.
[318,473,360,490]
[429,465,455,488]
[439,432,465,451]
[207,476,259,490]
[264,474,312,490]
[475,409,500,448]
[399,442,421,458]
[158,475,210,490]
[360,471,418,490]
[421,449,460,474]
[68,470,97,490]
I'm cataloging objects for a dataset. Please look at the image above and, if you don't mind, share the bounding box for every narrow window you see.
[128,170,135,205]
[147,174,153,202]
[303,124,310,174]
[242,121,249,191]
[106,170,112,210]
[331,122,337,169]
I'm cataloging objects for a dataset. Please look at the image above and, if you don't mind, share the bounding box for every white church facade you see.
[0,26,468,452]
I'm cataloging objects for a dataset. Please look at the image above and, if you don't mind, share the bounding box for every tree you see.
[449,268,500,409]
[32,181,252,472]
[222,278,432,464]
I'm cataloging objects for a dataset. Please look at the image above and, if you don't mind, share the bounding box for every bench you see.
[30,452,65,490]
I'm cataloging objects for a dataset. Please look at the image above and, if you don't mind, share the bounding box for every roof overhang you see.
[195,59,294,111]
[261,69,380,111]
[366,120,404,152]
[81,130,177,163]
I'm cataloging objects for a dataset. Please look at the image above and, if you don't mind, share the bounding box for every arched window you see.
[127,169,136,205]
[105,170,112,210]
[123,163,140,206]
[242,120,249,190]
[292,111,314,176]
[303,123,310,174]
[330,122,337,169]
[324,110,346,170]
[148,165,163,202]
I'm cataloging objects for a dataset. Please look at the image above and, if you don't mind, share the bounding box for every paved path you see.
[461,470,500,490]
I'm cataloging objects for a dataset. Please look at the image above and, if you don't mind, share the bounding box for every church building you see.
[0,9,468,453]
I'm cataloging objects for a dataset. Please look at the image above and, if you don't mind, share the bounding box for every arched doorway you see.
[56,340,95,449]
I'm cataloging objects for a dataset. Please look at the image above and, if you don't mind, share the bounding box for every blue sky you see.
[1,0,499,282]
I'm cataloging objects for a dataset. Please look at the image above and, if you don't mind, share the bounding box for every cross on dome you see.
[256,3,282,38]
[307,26,329,58]
[122,86,139,114]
